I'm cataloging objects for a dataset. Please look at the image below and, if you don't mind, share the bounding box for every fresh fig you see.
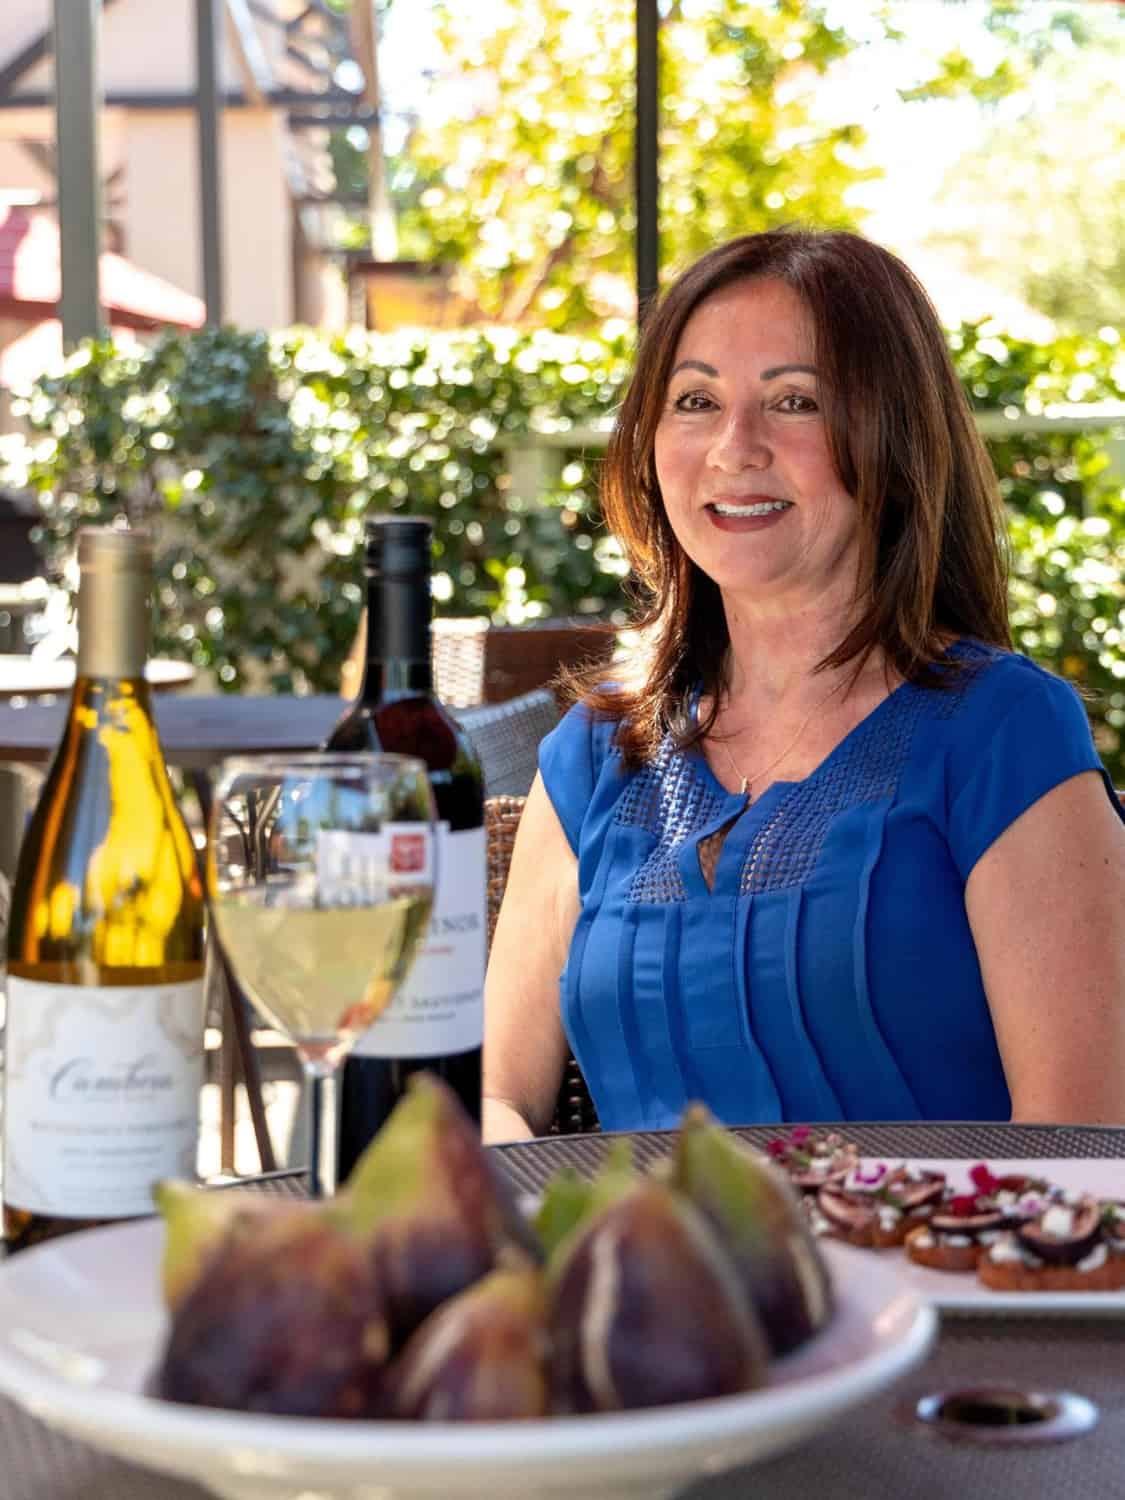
[386,1258,551,1421]
[666,1105,833,1356]
[534,1140,636,1258]
[332,1073,540,1345]
[153,1179,300,1313]
[547,1179,769,1413]
[157,1207,390,1417]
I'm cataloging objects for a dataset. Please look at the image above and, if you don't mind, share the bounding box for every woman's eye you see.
[775,392,818,414]
[670,389,716,412]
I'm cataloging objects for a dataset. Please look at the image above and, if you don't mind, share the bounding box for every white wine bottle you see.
[3,527,205,1248]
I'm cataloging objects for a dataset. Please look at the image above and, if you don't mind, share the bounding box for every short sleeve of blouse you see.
[946,659,1109,879]
[537,701,612,856]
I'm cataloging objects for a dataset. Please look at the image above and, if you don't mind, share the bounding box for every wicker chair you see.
[485,793,599,1136]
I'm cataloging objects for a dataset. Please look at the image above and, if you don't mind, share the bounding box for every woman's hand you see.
[482,772,580,1142]
[966,770,1125,1124]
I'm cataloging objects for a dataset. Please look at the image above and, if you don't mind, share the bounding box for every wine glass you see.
[206,752,436,1198]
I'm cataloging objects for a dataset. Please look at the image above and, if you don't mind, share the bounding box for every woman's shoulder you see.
[537,692,631,856]
[931,639,1086,724]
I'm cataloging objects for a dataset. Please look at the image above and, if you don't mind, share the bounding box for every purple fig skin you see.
[386,1263,551,1422]
[670,1106,834,1357]
[547,1182,769,1414]
[157,1210,390,1418]
[338,1075,541,1348]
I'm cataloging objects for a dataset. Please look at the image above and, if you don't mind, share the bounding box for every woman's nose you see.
[707,408,770,473]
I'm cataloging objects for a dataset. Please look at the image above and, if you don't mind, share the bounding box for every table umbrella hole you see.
[913,1387,1098,1445]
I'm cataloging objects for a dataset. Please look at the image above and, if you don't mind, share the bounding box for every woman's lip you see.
[706,504,792,532]
[705,496,790,508]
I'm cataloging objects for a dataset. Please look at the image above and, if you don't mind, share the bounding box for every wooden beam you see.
[0,0,121,105]
[195,0,225,325]
[0,86,367,110]
[635,0,660,321]
[53,0,103,346]
[223,0,272,107]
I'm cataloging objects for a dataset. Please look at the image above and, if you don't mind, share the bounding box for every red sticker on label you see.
[390,832,427,873]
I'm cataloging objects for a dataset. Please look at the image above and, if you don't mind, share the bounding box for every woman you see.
[482,226,1125,1140]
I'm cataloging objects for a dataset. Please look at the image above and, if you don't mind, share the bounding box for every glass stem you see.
[302,1058,339,1199]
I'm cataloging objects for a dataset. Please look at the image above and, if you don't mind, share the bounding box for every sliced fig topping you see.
[1016,1195,1102,1266]
[930,1206,1006,1237]
[816,1188,876,1235]
[790,1160,853,1191]
[889,1172,945,1213]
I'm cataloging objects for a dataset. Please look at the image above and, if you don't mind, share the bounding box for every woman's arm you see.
[966,769,1125,1123]
[482,772,581,1142]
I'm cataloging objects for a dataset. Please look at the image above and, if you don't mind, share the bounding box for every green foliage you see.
[366,0,1088,331]
[927,20,1125,334]
[4,316,1125,778]
[5,325,632,695]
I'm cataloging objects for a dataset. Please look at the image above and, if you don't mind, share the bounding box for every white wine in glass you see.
[207,752,436,1197]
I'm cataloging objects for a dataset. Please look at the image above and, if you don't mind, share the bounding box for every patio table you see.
[0,1121,1122,1500]
[0,654,196,698]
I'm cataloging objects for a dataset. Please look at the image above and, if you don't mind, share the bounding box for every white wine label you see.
[352,823,485,1059]
[3,977,205,1218]
[316,824,435,906]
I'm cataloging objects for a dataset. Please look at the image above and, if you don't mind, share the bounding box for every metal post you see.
[52,0,103,347]
[195,0,224,324]
[635,0,660,323]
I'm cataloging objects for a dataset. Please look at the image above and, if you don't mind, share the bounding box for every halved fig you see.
[816,1188,877,1236]
[890,1172,946,1213]
[1016,1195,1101,1266]
[789,1157,855,1192]
[930,1205,1006,1237]
[1101,1202,1125,1242]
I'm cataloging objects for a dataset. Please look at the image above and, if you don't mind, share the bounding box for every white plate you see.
[0,1220,935,1500]
[844,1159,1125,1316]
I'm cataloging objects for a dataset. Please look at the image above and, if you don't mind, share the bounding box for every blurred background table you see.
[0,690,339,768]
[0,654,195,698]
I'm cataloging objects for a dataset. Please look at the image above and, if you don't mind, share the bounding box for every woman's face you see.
[653,276,862,615]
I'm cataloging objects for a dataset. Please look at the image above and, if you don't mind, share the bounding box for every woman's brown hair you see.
[575,225,1011,767]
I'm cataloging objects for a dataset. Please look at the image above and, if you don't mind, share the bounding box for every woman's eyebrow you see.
[760,362,818,380]
[669,359,718,378]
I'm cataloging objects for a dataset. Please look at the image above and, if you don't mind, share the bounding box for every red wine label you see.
[3,978,205,1218]
[315,824,435,905]
[351,823,485,1058]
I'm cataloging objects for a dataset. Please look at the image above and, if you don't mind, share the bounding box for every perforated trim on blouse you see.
[615,648,987,906]
[616,734,726,904]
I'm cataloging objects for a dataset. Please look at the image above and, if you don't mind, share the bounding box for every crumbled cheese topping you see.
[1041,1205,1074,1239]
[944,1234,972,1248]
[988,1236,1026,1265]
[911,1229,935,1248]
[1077,1243,1108,1274]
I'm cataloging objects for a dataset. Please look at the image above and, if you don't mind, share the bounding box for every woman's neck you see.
[721,594,870,709]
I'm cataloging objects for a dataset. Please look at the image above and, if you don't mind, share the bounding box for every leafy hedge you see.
[3,318,1125,779]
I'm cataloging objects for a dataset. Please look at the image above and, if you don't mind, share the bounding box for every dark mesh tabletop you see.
[2,1127,1124,1500]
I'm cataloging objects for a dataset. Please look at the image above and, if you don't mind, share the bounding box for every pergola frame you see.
[5,0,662,343]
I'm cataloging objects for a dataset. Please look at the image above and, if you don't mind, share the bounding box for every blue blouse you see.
[538,642,1121,1129]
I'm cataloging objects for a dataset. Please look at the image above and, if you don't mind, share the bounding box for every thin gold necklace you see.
[714,676,848,801]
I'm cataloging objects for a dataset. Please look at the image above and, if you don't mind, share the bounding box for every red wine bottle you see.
[325,516,484,1177]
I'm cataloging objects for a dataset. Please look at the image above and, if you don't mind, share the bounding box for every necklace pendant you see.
[740,776,751,798]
